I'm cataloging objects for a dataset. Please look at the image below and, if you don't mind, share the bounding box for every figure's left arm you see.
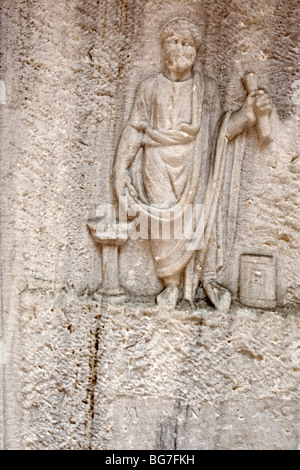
[226,89,272,141]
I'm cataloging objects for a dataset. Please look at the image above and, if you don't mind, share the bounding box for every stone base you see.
[10,291,300,450]
[94,395,300,450]
[91,300,300,450]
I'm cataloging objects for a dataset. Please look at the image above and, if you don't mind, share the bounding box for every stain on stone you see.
[86,321,100,444]
[156,418,178,450]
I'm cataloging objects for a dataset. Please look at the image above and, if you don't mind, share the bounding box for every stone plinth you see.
[89,300,300,450]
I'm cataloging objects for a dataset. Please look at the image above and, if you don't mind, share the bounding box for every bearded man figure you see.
[113,18,271,310]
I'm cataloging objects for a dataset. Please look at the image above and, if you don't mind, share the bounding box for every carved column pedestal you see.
[87,219,128,303]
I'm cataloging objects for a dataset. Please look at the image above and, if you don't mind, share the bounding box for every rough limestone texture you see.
[0,0,299,450]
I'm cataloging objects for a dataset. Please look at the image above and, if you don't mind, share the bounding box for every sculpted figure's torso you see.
[140,74,196,205]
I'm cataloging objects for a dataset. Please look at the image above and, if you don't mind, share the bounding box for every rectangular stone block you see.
[239,255,276,308]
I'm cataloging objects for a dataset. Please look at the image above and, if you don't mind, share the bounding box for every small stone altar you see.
[87,218,128,302]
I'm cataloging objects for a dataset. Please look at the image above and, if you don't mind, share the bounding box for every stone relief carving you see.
[91,17,272,310]
[239,254,276,309]
[87,218,129,303]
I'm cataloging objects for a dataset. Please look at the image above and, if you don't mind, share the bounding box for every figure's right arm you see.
[113,124,144,199]
[113,78,151,200]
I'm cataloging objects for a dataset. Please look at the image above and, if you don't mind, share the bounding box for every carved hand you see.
[240,90,261,128]
[125,175,138,199]
[115,172,137,199]
[226,89,270,141]
[241,72,272,144]
[253,90,272,118]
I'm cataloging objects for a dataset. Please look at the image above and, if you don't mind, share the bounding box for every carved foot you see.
[156,285,179,310]
[203,281,231,312]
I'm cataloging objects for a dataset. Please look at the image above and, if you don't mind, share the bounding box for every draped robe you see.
[115,71,244,302]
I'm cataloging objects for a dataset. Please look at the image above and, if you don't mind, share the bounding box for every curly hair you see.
[160,18,202,51]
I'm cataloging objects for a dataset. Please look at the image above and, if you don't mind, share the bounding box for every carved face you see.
[163,31,197,74]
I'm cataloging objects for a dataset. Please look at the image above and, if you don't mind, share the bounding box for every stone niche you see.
[0,0,299,450]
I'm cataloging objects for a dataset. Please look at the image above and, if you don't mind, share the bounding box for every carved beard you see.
[166,53,196,74]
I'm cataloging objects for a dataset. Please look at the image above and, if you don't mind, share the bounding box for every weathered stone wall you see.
[0,0,299,449]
